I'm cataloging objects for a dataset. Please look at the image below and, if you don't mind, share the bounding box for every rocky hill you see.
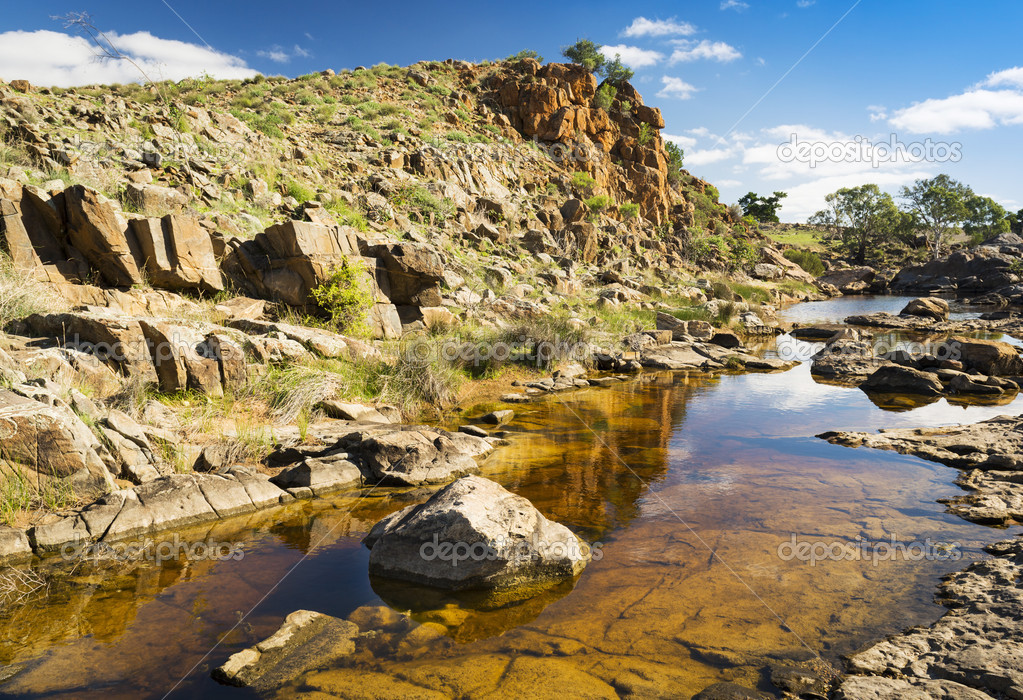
[0,58,819,523]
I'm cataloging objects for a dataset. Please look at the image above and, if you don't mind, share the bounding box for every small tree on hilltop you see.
[562,39,606,73]
[602,55,634,85]
[738,191,787,223]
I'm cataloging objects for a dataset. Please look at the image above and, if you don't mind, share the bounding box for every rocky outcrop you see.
[834,538,1023,699]
[485,59,672,223]
[363,475,590,589]
[891,248,1016,296]
[0,387,113,495]
[859,365,944,397]
[817,267,876,294]
[130,214,223,292]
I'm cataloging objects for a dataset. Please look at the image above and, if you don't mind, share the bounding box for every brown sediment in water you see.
[0,348,1014,698]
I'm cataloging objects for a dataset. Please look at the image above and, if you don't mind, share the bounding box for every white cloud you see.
[663,132,698,149]
[687,147,735,166]
[257,44,312,64]
[756,57,766,66]
[982,66,1023,89]
[599,44,664,69]
[670,40,742,64]
[889,89,1023,134]
[657,76,698,100]
[867,104,887,122]
[622,17,697,37]
[0,29,256,87]
[720,0,750,10]
[258,49,290,63]
[797,0,816,7]
[676,123,945,219]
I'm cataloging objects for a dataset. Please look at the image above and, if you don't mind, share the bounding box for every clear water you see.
[0,297,1018,699]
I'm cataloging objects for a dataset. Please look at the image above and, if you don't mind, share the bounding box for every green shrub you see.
[727,237,760,272]
[391,184,455,221]
[508,49,544,63]
[571,171,596,192]
[445,130,470,143]
[783,249,825,276]
[311,259,372,334]
[618,202,640,219]
[286,180,317,203]
[593,83,616,111]
[637,122,653,146]
[585,194,612,213]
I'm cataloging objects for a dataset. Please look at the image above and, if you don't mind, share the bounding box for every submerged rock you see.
[834,538,1023,699]
[363,475,590,590]
[213,610,359,691]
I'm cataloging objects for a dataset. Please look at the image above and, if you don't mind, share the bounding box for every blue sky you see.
[2,1,1022,221]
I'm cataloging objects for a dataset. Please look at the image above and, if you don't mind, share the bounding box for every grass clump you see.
[0,253,65,329]
[783,249,825,276]
[618,202,640,219]
[0,465,76,526]
[390,184,454,221]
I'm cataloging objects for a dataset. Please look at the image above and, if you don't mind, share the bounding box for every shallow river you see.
[0,296,1020,699]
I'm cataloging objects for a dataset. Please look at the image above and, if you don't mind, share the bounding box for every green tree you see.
[664,141,684,185]
[562,39,605,73]
[601,55,634,85]
[1009,208,1023,235]
[811,185,900,265]
[899,174,973,259]
[507,49,544,63]
[963,194,1009,244]
[738,191,787,223]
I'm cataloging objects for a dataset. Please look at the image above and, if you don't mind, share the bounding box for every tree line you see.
[741,176,1019,264]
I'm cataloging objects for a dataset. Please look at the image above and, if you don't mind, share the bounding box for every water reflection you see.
[0,299,1019,698]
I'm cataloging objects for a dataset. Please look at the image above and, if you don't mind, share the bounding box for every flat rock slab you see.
[834,538,1023,699]
[270,456,364,495]
[640,343,722,370]
[213,610,359,692]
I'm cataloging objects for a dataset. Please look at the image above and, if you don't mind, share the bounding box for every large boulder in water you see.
[901,297,949,321]
[859,365,943,397]
[950,337,1023,376]
[363,475,590,590]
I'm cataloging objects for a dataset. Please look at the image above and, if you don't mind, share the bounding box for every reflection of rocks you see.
[371,575,578,643]
[834,537,1023,700]
[364,475,589,590]
[820,414,1023,525]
